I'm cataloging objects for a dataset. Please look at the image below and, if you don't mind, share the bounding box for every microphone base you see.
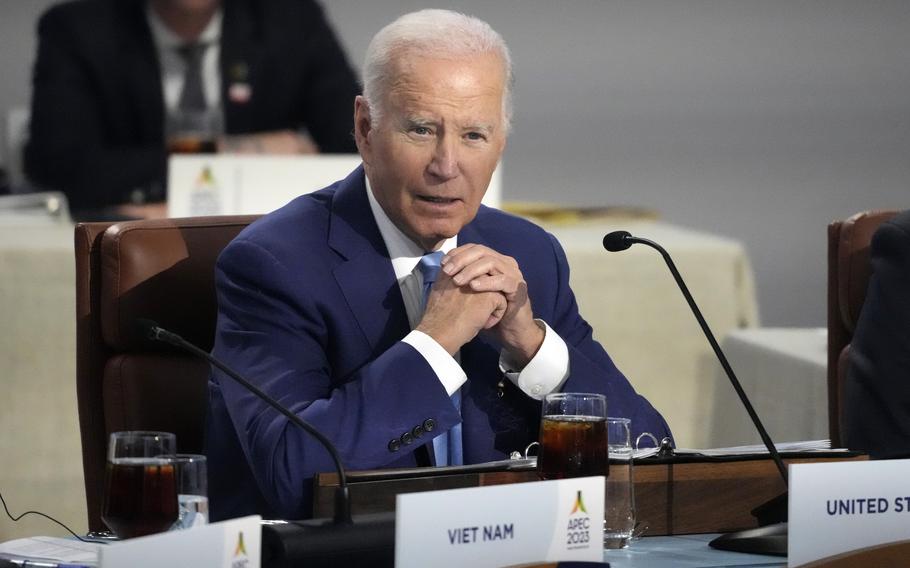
[751,491,787,526]
[709,491,788,557]
[261,512,396,568]
[708,522,788,557]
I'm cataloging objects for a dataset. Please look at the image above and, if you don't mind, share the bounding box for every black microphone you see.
[137,319,394,566]
[602,231,789,556]
[602,230,634,252]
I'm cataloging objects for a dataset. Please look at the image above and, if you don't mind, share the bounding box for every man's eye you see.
[465,132,486,141]
[412,126,431,136]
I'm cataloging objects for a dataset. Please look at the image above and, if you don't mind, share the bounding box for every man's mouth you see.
[416,195,459,204]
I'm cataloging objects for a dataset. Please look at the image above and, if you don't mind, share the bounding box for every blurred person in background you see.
[25,0,360,220]
[844,209,910,459]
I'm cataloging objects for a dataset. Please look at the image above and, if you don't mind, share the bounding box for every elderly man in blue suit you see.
[206,9,672,521]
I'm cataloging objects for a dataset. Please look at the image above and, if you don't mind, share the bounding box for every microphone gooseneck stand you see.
[602,231,789,556]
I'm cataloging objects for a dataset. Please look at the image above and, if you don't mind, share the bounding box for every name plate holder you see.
[790,459,910,566]
[98,515,261,568]
[395,476,604,568]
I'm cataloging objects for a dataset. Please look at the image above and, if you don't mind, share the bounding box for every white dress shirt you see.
[146,5,223,113]
[364,176,570,400]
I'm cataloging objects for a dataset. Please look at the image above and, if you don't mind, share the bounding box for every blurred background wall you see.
[1,0,908,327]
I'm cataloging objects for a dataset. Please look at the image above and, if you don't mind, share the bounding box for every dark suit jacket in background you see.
[844,209,910,458]
[205,166,673,521]
[24,0,359,214]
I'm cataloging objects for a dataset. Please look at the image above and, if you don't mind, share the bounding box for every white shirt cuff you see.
[499,319,569,400]
[402,330,467,396]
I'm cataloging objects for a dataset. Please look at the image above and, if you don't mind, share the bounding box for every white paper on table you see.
[0,536,99,565]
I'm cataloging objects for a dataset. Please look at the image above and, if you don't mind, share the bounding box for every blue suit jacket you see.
[206,166,672,520]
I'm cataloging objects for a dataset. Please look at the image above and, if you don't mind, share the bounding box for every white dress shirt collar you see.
[146,5,223,49]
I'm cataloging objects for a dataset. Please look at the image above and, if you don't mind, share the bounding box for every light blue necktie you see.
[417,251,464,466]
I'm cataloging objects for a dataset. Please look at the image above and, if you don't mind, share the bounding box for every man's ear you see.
[353,96,373,160]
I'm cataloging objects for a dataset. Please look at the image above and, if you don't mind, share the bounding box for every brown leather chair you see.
[826,209,898,448]
[74,215,258,532]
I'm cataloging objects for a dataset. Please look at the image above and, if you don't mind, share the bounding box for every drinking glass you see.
[166,109,221,154]
[537,392,608,480]
[604,417,636,549]
[172,454,209,529]
[101,431,178,539]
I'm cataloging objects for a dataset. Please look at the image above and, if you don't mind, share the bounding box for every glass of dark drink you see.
[167,136,218,154]
[166,109,221,154]
[101,431,178,539]
[537,393,608,480]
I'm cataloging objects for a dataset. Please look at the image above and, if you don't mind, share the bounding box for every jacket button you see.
[412,424,425,438]
[388,438,401,452]
[422,418,437,433]
[400,431,414,445]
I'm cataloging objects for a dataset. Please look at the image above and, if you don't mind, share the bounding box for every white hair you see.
[362,9,513,131]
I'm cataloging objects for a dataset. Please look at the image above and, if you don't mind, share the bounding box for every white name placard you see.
[789,459,910,566]
[395,476,604,568]
[98,515,261,568]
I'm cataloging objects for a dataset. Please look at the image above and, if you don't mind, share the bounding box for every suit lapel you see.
[457,215,488,248]
[328,168,411,355]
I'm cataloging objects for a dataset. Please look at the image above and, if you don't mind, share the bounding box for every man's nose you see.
[426,137,459,181]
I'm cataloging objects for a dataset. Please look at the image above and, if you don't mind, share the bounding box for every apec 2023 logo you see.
[566,490,593,549]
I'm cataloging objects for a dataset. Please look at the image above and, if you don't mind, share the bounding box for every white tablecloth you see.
[0,224,85,540]
[705,327,828,448]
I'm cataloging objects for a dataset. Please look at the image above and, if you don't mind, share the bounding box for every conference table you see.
[603,534,785,567]
[308,453,865,567]
[0,208,766,542]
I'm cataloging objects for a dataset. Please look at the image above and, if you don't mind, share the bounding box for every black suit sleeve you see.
[24,4,167,212]
[293,2,359,153]
[844,210,910,458]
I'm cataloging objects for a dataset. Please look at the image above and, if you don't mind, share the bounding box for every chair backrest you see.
[74,215,258,532]
[826,209,898,448]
